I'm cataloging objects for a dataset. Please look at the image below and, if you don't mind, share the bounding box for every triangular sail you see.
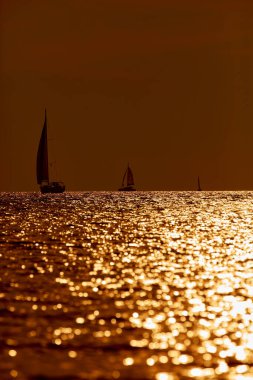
[127,166,134,186]
[121,165,135,187]
[36,111,49,184]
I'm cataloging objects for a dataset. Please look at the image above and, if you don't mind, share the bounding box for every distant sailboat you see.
[197,176,202,191]
[118,164,136,191]
[36,110,65,193]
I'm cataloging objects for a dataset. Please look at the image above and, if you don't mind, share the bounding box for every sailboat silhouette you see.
[36,110,65,193]
[118,164,136,191]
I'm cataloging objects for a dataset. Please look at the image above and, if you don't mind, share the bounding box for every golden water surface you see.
[1,191,253,380]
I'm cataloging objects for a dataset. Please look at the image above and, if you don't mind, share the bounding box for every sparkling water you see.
[1,192,253,379]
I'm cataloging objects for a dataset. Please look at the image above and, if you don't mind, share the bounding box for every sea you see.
[1,191,253,380]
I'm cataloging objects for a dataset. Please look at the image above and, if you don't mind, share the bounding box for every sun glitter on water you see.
[1,191,253,379]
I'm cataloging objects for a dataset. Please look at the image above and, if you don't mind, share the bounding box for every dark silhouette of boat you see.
[36,110,65,193]
[197,176,202,191]
[118,164,136,191]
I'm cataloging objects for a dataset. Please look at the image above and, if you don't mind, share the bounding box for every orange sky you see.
[1,0,253,190]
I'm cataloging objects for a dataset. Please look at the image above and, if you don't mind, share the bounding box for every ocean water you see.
[1,191,253,380]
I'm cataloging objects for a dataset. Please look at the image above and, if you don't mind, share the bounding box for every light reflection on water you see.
[1,191,253,379]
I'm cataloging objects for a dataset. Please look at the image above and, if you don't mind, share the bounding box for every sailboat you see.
[118,164,136,191]
[197,176,202,191]
[36,110,65,193]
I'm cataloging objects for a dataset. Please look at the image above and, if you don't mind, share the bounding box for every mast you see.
[36,109,49,184]
[122,168,128,187]
[127,165,134,186]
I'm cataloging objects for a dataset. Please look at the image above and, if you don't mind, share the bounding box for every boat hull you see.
[118,185,136,192]
[40,182,65,194]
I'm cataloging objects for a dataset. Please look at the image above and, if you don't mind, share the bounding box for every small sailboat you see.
[36,110,65,193]
[197,176,202,191]
[118,164,136,191]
